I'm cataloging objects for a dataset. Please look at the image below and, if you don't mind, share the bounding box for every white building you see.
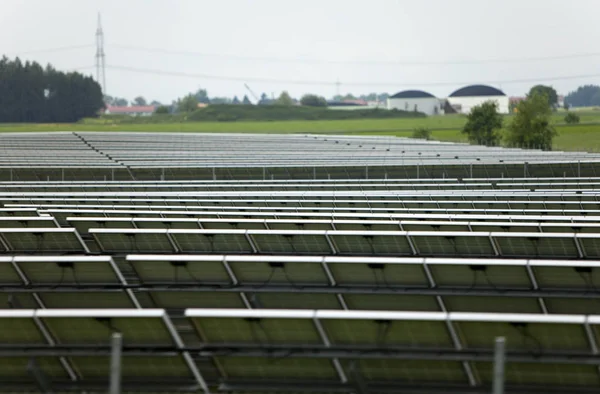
[446,85,510,114]
[387,90,442,115]
[104,105,158,116]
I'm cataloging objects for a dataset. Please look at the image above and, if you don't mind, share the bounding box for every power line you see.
[106,64,600,87]
[108,44,600,66]
[6,44,94,56]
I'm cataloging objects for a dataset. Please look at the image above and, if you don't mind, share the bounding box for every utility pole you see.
[96,13,107,95]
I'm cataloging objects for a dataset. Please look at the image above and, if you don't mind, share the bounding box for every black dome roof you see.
[449,85,506,97]
[390,90,436,99]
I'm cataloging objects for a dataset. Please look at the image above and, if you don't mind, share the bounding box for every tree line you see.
[112,88,390,114]
[565,85,600,108]
[0,57,103,122]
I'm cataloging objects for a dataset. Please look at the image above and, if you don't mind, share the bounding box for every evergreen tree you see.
[0,56,104,122]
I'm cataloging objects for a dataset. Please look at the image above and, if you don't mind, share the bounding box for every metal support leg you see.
[109,332,123,394]
[493,337,506,394]
[28,358,52,393]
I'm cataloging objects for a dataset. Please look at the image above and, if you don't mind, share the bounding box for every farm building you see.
[104,105,158,116]
[387,90,442,115]
[326,100,369,110]
[447,84,510,114]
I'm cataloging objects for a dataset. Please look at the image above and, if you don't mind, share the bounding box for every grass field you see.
[3,111,600,152]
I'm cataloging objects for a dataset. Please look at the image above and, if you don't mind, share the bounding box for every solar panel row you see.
[2,132,600,181]
[2,308,600,392]
[2,133,600,393]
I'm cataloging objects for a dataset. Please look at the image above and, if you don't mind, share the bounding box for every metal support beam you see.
[313,318,348,383]
[161,315,212,394]
[221,257,252,309]
[3,344,600,365]
[524,262,548,314]
[492,337,506,394]
[319,257,349,310]
[421,262,477,386]
[218,379,600,394]
[3,283,600,299]
[109,333,122,394]
[10,258,78,382]
[107,257,142,309]
[28,358,52,393]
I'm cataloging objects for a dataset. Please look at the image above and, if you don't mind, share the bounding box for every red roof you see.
[343,99,368,105]
[106,105,157,113]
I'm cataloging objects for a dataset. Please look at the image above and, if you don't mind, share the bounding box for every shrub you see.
[412,127,431,140]
[564,112,580,124]
[154,106,170,114]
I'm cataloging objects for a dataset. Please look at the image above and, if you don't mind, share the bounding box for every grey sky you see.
[1,0,598,103]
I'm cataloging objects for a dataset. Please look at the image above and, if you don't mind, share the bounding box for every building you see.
[326,100,369,110]
[447,85,510,114]
[104,105,158,116]
[387,90,442,115]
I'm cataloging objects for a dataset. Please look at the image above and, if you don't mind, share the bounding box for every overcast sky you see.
[1,0,599,103]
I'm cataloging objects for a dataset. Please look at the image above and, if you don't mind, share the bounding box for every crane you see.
[244,83,260,105]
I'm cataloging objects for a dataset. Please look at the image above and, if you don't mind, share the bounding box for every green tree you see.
[507,92,557,150]
[462,101,503,146]
[412,127,431,140]
[177,94,198,112]
[242,95,252,105]
[232,96,241,105]
[258,93,272,105]
[564,112,580,124]
[0,57,103,122]
[528,85,558,108]
[591,91,600,107]
[150,100,161,106]
[194,88,210,104]
[300,94,327,107]
[276,91,294,106]
[133,96,147,106]
[113,98,128,106]
[154,105,170,114]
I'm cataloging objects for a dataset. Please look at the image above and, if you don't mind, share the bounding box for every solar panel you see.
[90,229,174,253]
[0,217,58,228]
[6,256,138,309]
[0,309,209,391]
[0,228,88,253]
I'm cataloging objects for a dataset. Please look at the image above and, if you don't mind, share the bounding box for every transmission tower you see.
[95,13,107,95]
